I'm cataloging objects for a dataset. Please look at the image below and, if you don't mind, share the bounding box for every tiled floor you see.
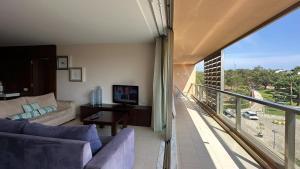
[175,95,262,169]
[65,118,163,169]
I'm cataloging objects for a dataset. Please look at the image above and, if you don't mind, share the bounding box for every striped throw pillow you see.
[31,103,40,110]
[9,112,34,120]
[22,103,40,112]
[37,108,47,115]
[38,105,57,114]
[9,109,43,120]
[10,103,42,120]
[30,110,41,118]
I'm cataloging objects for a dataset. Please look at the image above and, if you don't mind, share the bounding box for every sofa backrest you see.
[0,97,27,118]
[23,123,102,154]
[0,93,57,118]
[25,93,58,108]
[0,132,92,169]
[0,118,28,134]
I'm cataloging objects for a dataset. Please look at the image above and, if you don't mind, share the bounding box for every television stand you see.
[115,103,135,108]
[80,103,152,127]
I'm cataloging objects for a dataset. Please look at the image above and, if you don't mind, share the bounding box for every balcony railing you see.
[188,84,300,169]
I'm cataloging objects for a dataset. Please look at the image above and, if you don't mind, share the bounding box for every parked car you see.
[243,111,259,120]
[223,109,235,118]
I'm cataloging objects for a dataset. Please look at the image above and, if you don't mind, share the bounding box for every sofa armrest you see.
[85,128,135,169]
[57,100,75,110]
[0,132,92,169]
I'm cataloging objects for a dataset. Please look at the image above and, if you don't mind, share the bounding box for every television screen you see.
[113,85,139,105]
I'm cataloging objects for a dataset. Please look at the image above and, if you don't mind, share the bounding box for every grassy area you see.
[224,98,250,110]
[259,89,299,106]
[258,89,300,119]
[265,107,285,115]
[258,89,274,102]
[224,103,250,109]
[297,158,300,167]
[265,104,300,120]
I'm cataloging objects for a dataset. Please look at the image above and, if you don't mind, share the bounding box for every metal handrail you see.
[194,84,300,115]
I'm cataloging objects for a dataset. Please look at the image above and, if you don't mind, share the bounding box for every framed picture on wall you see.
[69,67,83,82]
[57,56,68,70]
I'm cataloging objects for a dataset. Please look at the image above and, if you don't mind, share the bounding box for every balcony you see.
[174,90,261,169]
[175,84,300,169]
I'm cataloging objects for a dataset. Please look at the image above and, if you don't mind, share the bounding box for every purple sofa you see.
[0,119,135,169]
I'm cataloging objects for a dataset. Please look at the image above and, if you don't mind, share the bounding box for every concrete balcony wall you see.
[173,64,196,93]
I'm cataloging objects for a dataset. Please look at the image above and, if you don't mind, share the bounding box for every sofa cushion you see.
[0,97,27,118]
[30,108,67,123]
[23,123,102,154]
[25,93,58,108]
[29,107,76,126]
[0,118,28,133]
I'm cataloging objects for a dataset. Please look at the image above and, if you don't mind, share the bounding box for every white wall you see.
[57,43,154,111]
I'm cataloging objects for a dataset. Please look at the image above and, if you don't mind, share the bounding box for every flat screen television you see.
[112,85,139,105]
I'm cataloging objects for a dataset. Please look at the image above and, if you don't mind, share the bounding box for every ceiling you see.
[173,0,300,64]
[0,0,160,46]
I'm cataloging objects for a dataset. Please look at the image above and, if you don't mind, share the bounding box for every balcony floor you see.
[175,94,261,169]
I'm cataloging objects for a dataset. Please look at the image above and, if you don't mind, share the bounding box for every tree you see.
[292,67,300,105]
[196,71,204,84]
[273,70,300,105]
[225,69,251,90]
[261,70,274,89]
[295,85,300,106]
[286,73,297,105]
[252,66,274,89]
[225,70,235,89]
[292,66,300,74]
[222,66,300,105]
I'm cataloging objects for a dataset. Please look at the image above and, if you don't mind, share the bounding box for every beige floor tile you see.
[65,119,162,169]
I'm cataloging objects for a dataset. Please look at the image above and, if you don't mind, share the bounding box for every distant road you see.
[240,89,300,164]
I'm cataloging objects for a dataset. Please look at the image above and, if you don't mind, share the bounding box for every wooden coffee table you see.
[83,111,128,136]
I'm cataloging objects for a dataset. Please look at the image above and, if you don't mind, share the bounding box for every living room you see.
[57,43,154,110]
[0,1,171,169]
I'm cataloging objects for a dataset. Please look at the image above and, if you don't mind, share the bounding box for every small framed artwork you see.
[69,67,83,82]
[57,56,68,70]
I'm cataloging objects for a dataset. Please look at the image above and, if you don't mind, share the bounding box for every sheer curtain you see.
[152,35,172,135]
[152,31,175,168]
[152,37,165,132]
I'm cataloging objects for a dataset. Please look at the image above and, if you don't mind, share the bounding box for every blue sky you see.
[197,9,300,71]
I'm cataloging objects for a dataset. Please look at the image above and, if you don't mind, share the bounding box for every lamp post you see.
[272,129,278,149]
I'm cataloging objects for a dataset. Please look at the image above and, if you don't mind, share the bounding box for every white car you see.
[243,111,259,120]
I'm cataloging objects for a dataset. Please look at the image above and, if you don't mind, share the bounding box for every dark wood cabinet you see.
[80,104,152,127]
[0,45,56,97]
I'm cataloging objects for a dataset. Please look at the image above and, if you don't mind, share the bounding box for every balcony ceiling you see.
[0,0,159,46]
[173,0,300,64]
